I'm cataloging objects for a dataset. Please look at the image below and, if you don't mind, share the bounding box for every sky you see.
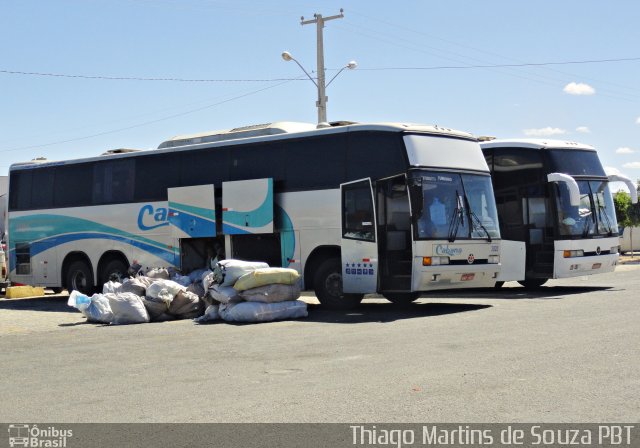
[1,0,639,193]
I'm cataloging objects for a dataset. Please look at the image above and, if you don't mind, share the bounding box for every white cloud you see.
[575,126,590,133]
[636,116,640,124]
[622,162,640,169]
[523,127,567,137]
[563,82,596,95]
[616,147,636,154]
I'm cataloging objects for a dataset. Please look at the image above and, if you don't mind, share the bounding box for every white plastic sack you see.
[102,280,122,294]
[146,279,185,302]
[142,296,172,321]
[68,290,114,324]
[106,292,150,325]
[219,300,308,323]
[188,268,209,284]
[194,304,220,323]
[168,290,204,319]
[209,284,240,304]
[202,272,216,291]
[233,268,300,291]
[214,259,269,287]
[172,274,192,287]
[145,267,170,279]
[239,283,301,303]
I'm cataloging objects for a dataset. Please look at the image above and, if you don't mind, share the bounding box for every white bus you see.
[7,121,501,308]
[480,138,638,288]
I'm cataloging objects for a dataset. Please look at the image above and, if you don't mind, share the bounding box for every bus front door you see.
[340,178,379,294]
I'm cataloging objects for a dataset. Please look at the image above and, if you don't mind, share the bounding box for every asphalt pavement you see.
[0,263,638,423]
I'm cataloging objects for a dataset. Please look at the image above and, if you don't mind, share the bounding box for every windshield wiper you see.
[447,191,464,242]
[463,195,492,242]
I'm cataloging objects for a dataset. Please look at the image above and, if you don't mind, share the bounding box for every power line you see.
[2,57,638,83]
[0,69,301,82]
[355,57,640,71]
[0,78,297,153]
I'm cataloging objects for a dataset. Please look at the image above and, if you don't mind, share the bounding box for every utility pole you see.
[301,9,344,124]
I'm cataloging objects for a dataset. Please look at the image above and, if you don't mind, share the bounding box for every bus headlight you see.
[488,255,500,264]
[610,246,619,254]
[423,256,450,266]
[563,250,584,258]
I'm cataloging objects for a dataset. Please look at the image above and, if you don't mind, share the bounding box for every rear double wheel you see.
[314,258,363,309]
[65,260,94,295]
[99,259,129,286]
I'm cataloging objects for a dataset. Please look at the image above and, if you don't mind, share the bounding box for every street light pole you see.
[300,10,344,124]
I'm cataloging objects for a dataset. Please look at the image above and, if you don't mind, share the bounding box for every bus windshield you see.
[413,171,500,241]
[556,180,618,237]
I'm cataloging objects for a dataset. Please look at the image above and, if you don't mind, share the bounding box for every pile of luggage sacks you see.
[67,259,308,325]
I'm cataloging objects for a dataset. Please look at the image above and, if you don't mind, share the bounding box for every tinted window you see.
[546,149,606,176]
[9,171,32,211]
[94,159,135,204]
[180,147,229,187]
[346,132,405,181]
[229,143,284,182]
[284,134,346,190]
[31,169,55,209]
[54,164,93,207]
[342,179,375,242]
[493,148,544,191]
[135,154,180,201]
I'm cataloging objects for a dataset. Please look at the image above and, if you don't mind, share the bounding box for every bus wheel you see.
[66,260,94,295]
[517,279,548,289]
[384,292,420,305]
[314,258,363,309]
[99,259,128,286]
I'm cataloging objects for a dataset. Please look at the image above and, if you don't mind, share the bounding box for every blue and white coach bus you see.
[8,121,501,308]
[480,138,637,288]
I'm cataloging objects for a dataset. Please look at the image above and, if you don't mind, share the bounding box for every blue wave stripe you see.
[169,209,216,237]
[11,232,177,265]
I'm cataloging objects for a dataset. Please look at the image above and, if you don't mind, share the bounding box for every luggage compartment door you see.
[167,184,216,238]
[222,178,274,234]
[341,178,379,293]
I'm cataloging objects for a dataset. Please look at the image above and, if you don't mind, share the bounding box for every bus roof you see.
[479,138,596,151]
[157,121,475,149]
[9,121,476,171]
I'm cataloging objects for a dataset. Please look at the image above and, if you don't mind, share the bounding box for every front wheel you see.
[384,292,420,305]
[517,278,548,289]
[65,260,94,295]
[314,258,363,309]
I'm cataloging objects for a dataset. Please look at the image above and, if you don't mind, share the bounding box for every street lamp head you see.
[346,60,358,70]
[281,51,294,62]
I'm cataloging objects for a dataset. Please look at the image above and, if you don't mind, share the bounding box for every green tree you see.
[614,187,640,256]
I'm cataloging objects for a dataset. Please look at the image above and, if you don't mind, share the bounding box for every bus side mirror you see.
[547,173,580,207]
[608,174,638,204]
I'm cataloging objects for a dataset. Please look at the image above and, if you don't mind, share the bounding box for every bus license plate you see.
[461,273,475,281]
[592,263,602,269]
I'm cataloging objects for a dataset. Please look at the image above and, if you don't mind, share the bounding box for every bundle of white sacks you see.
[197,259,307,323]
[67,259,307,325]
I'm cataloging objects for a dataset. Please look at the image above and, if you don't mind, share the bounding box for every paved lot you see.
[0,263,638,423]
